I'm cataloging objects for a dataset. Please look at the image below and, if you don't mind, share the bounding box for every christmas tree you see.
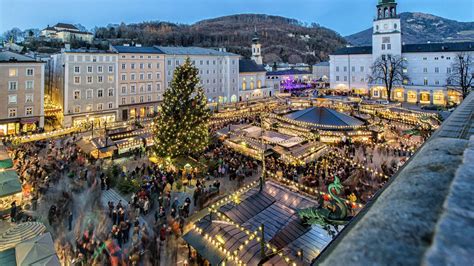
[153,57,211,159]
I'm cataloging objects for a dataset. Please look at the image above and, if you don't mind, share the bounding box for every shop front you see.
[432,90,446,106]
[371,86,387,99]
[406,90,417,104]
[72,112,117,128]
[419,92,431,105]
[392,88,405,102]
[0,121,19,136]
[447,90,462,105]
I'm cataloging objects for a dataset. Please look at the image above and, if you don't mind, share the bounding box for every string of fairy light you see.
[189,179,299,266]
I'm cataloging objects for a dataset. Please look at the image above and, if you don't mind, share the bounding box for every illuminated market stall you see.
[223,125,328,164]
[272,107,371,143]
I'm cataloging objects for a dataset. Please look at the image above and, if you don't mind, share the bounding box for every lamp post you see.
[259,113,267,192]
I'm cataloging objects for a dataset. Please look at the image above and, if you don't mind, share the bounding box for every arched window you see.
[378,8,382,19]
[390,7,395,17]
[250,81,255,90]
[384,8,389,18]
[242,81,247,90]
[257,80,262,89]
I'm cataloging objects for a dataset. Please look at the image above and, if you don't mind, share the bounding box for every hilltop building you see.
[40,23,93,43]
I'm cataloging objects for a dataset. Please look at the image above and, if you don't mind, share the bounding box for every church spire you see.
[251,26,263,65]
[376,0,398,20]
[252,26,260,44]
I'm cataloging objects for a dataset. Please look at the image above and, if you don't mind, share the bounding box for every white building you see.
[111,45,165,121]
[238,59,270,102]
[41,23,93,43]
[51,49,118,127]
[330,0,473,105]
[313,61,330,81]
[158,46,240,104]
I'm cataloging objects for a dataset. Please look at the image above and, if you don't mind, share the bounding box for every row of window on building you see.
[68,55,116,62]
[119,83,162,94]
[8,68,35,77]
[73,75,114,84]
[120,95,160,105]
[121,62,161,70]
[167,59,236,66]
[7,107,34,118]
[73,102,115,113]
[7,94,34,104]
[73,88,115,100]
[121,72,161,81]
[73,65,114,74]
[8,80,35,91]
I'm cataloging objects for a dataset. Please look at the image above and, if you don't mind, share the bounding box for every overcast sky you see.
[1,0,473,36]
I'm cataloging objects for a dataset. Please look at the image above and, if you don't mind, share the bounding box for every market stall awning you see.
[15,232,59,266]
[0,159,13,170]
[0,144,13,169]
[0,248,16,265]
[0,222,46,252]
[0,170,22,198]
[182,227,225,266]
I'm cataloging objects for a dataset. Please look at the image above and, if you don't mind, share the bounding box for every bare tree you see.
[447,53,474,99]
[369,55,409,102]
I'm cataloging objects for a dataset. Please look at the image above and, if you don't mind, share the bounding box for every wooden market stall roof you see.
[183,181,336,265]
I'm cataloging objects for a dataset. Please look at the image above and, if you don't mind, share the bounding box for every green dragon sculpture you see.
[298,176,351,226]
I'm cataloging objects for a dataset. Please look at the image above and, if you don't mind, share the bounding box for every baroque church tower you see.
[251,28,263,65]
[372,0,402,60]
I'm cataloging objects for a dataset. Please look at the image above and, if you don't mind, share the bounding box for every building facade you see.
[330,0,473,105]
[238,59,271,102]
[41,23,93,43]
[158,46,240,105]
[112,45,165,121]
[313,61,330,81]
[51,49,118,127]
[0,51,45,135]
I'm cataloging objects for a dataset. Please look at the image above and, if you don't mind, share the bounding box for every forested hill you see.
[94,14,348,65]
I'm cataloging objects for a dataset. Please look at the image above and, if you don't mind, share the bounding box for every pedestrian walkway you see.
[100,189,151,231]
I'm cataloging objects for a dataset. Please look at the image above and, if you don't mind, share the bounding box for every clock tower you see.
[372,0,402,60]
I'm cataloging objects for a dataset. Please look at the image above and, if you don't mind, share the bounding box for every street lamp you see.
[259,113,267,191]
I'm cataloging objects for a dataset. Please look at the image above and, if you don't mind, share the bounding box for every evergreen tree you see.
[153,57,210,159]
